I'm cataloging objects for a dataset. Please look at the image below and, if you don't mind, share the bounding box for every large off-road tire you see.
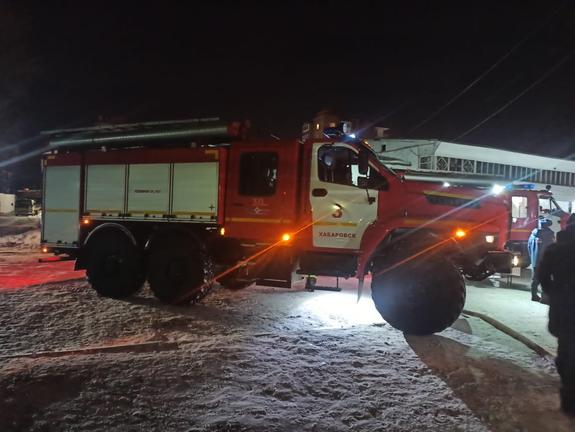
[147,234,214,304]
[371,253,466,335]
[85,230,145,299]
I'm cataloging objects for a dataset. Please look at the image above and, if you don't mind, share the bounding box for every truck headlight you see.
[485,235,495,244]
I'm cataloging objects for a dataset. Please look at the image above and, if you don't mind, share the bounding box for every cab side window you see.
[318,146,387,189]
[239,152,278,196]
[318,146,359,187]
[511,196,528,218]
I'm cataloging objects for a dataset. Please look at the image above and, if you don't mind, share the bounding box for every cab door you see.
[224,141,299,242]
[509,193,533,241]
[309,142,379,250]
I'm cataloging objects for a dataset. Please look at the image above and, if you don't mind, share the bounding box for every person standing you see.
[528,217,555,301]
[538,213,575,417]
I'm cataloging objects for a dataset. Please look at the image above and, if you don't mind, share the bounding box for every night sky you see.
[2,0,575,189]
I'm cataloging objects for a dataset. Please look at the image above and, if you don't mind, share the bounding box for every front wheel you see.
[371,254,465,335]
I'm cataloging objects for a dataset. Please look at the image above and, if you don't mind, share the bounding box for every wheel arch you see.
[75,223,138,270]
[144,226,203,252]
[360,227,448,276]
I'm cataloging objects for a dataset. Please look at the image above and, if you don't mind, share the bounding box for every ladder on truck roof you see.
[41,117,249,151]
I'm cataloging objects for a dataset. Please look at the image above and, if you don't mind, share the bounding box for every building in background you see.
[0,193,15,215]
[302,110,575,209]
[302,109,352,140]
[368,139,575,210]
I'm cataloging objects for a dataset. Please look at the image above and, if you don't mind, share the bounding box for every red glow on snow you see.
[0,260,83,290]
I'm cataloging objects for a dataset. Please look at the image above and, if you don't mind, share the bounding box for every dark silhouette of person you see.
[528,217,555,301]
[538,213,575,417]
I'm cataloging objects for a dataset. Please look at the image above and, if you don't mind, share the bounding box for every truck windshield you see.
[539,195,565,216]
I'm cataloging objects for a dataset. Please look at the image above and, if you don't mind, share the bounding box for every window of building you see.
[419,156,432,170]
[511,196,528,219]
[239,152,278,196]
[493,163,499,175]
[462,159,474,173]
[449,158,462,172]
[436,156,449,171]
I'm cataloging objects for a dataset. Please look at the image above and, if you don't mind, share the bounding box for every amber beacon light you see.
[454,229,466,239]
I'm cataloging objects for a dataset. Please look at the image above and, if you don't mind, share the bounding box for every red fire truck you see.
[40,119,513,335]
[400,169,570,268]
[506,187,569,266]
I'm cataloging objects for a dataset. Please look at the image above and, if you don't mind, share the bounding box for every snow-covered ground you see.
[466,283,557,355]
[0,221,573,431]
[0,278,573,432]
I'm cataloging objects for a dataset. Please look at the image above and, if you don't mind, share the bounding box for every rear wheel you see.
[147,234,214,304]
[371,253,465,335]
[86,230,145,299]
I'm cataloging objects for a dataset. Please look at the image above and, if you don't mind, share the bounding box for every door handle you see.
[312,188,328,197]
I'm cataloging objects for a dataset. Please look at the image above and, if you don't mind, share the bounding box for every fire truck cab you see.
[41,119,514,335]
[507,187,569,266]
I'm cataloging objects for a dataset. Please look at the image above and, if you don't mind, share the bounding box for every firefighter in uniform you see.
[528,217,555,302]
[538,213,575,416]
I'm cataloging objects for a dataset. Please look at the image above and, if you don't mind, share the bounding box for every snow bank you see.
[0,215,41,249]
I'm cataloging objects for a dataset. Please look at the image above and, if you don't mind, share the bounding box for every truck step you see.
[304,276,342,292]
[306,285,342,292]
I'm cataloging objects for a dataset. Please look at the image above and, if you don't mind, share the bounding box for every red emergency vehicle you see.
[40,119,513,335]
[506,187,569,266]
[400,168,571,267]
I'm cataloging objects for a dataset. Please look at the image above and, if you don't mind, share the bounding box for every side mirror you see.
[358,150,369,176]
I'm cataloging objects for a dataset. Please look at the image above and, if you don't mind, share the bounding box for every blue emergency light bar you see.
[513,183,536,190]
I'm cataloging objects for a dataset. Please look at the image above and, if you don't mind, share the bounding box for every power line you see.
[407,1,567,136]
[454,48,575,141]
